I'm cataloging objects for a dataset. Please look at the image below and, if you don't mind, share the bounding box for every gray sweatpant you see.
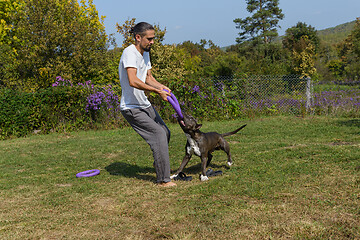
[121,106,171,183]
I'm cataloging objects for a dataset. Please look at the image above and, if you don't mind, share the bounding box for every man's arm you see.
[127,67,170,101]
[145,69,171,92]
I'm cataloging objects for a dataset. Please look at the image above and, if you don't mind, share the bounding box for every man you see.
[119,22,176,187]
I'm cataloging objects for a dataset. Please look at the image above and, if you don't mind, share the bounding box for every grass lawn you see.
[0,116,359,239]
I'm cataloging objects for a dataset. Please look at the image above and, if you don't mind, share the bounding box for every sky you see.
[91,0,360,48]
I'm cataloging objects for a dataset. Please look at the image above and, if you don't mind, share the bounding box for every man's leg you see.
[121,107,172,183]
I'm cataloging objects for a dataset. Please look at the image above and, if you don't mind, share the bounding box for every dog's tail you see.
[221,124,247,137]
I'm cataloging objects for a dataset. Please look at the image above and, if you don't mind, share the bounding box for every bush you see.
[0,86,86,139]
[0,77,125,139]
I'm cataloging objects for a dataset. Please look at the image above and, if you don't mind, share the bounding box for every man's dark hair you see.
[130,22,154,38]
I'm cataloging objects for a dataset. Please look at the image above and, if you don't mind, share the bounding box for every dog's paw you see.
[170,174,178,179]
[200,175,209,181]
[227,161,233,167]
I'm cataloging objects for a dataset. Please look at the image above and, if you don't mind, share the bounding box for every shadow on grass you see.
[174,162,227,175]
[337,119,360,128]
[105,160,228,181]
[105,162,156,182]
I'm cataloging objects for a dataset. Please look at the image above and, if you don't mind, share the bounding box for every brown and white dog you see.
[171,113,246,181]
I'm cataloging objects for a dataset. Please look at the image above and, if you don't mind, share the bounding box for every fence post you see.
[306,77,313,111]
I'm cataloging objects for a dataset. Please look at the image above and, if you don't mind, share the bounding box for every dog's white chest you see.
[185,133,201,156]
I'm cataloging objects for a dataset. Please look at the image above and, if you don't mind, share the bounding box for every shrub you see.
[0,77,125,139]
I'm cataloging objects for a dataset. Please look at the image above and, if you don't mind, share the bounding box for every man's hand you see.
[158,88,171,101]
[144,69,172,101]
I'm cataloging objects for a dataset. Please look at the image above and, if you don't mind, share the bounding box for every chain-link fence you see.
[199,75,313,115]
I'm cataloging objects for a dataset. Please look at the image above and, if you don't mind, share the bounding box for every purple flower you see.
[52,76,73,87]
[192,85,200,93]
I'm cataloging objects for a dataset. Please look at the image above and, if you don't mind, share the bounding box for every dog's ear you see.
[195,124,202,130]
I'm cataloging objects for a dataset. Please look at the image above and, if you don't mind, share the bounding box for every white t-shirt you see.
[119,44,152,110]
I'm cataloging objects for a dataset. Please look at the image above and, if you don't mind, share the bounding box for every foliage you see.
[0,85,88,139]
[0,0,20,43]
[327,59,346,79]
[0,0,109,91]
[283,22,320,53]
[314,20,358,82]
[204,52,247,77]
[233,0,284,44]
[281,22,318,78]
[317,20,356,45]
[100,47,123,85]
[291,36,317,78]
[227,41,290,75]
[334,18,360,80]
[177,40,225,78]
[150,44,190,83]
[344,18,360,79]
[115,17,136,48]
[0,76,124,139]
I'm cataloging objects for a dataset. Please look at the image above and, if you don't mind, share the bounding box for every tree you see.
[291,36,317,78]
[227,41,290,75]
[336,18,360,80]
[177,40,232,77]
[282,22,319,78]
[283,22,320,53]
[0,0,109,91]
[116,18,136,49]
[0,0,20,44]
[233,0,284,44]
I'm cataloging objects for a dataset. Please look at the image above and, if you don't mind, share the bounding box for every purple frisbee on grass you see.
[76,169,100,178]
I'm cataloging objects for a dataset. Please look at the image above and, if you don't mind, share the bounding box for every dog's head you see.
[178,113,202,133]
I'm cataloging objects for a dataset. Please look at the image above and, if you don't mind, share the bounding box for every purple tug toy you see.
[163,89,183,119]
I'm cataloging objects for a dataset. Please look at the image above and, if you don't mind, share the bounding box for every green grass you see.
[314,83,357,92]
[1,116,359,239]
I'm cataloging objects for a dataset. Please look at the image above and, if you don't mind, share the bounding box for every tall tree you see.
[233,0,284,44]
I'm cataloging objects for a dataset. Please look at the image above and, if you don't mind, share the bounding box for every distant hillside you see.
[317,20,356,45]
[222,20,357,50]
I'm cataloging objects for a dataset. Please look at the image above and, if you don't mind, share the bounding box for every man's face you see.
[138,30,155,52]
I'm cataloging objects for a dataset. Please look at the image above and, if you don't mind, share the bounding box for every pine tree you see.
[234,0,284,44]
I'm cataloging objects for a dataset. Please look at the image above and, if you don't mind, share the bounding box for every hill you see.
[317,20,356,45]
